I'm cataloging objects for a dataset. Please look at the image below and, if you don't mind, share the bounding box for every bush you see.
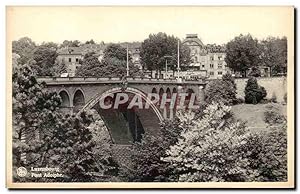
[119,118,182,182]
[205,73,237,105]
[244,77,267,104]
[264,105,286,125]
[162,102,287,182]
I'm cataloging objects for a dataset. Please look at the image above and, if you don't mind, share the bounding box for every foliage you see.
[162,102,287,182]
[119,118,182,182]
[12,62,116,182]
[103,43,130,61]
[12,63,61,181]
[31,42,59,76]
[225,34,260,77]
[264,104,286,125]
[259,37,287,76]
[205,73,237,105]
[60,40,81,48]
[85,39,96,44]
[244,77,267,104]
[140,32,191,73]
[248,66,261,77]
[12,37,37,65]
[76,52,142,77]
[52,60,68,77]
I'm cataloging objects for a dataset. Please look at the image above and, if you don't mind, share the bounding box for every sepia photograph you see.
[5,6,295,188]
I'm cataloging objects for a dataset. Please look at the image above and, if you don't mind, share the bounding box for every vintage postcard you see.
[6,6,295,188]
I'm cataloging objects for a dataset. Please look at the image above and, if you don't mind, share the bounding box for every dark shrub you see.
[205,73,237,105]
[244,77,267,104]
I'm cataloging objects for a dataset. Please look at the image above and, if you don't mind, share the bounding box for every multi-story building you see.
[182,34,229,79]
[56,47,84,77]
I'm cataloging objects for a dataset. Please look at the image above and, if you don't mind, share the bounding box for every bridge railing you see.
[36,76,207,84]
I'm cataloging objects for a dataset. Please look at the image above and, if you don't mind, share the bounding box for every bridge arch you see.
[58,90,71,107]
[159,88,164,96]
[81,87,164,122]
[151,87,157,94]
[166,88,171,98]
[172,87,177,94]
[73,88,85,107]
[186,88,195,101]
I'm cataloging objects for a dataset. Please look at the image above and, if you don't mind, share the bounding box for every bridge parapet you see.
[37,77,207,85]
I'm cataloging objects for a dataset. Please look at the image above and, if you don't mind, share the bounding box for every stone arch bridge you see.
[37,77,206,145]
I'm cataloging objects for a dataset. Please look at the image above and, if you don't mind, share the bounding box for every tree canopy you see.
[60,40,81,48]
[225,34,260,77]
[12,37,37,65]
[31,42,58,76]
[76,50,142,77]
[140,32,191,74]
[259,36,287,76]
[103,43,130,61]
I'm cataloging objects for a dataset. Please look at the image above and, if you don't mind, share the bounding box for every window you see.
[218,71,223,75]
[210,56,214,61]
[218,55,223,60]
[210,64,214,69]
[209,72,214,76]
[76,58,79,62]
[69,58,72,62]
[194,56,198,62]
[202,64,205,68]
[218,63,223,69]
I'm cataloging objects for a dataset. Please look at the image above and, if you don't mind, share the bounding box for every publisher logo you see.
[17,167,27,177]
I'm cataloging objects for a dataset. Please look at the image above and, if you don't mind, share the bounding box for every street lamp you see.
[163,55,175,79]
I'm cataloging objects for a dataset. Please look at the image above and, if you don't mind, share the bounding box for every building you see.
[56,47,84,77]
[56,42,142,77]
[182,34,229,79]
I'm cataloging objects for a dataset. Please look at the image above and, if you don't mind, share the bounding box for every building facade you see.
[182,34,229,79]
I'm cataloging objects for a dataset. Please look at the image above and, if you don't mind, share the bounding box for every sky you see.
[7,6,293,45]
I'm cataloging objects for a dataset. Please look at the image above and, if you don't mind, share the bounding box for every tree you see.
[12,37,37,65]
[162,102,287,182]
[12,63,61,172]
[119,119,182,182]
[12,62,116,182]
[225,34,260,77]
[140,32,191,77]
[85,39,96,44]
[76,43,143,77]
[205,73,237,105]
[76,53,103,77]
[60,40,81,48]
[244,77,267,104]
[31,42,58,76]
[259,37,287,76]
[44,112,98,182]
[103,43,130,61]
